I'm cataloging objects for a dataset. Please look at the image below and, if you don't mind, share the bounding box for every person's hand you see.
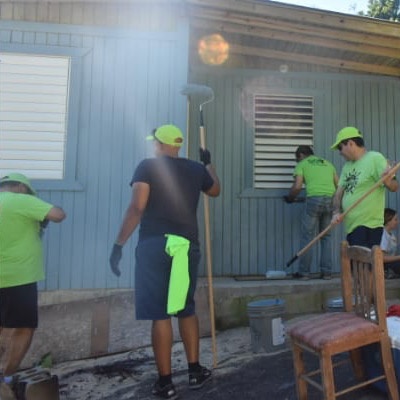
[199,148,211,166]
[331,212,343,225]
[110,244,123,277]
[382,162,398,186]
[283,195,294,203]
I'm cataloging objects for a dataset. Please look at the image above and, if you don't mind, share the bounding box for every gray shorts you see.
[135,236,200,320]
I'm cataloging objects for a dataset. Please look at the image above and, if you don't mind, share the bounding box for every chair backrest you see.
[340,241,387,330]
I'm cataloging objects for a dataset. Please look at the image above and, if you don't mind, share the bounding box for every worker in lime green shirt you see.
[285,145,338,280]
[0,173,66,400]
[331,127,398,248]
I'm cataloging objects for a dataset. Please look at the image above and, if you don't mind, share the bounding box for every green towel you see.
[165,234,190,315]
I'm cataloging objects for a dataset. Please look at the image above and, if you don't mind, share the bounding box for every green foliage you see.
[39,352,53,369]
[360,0,400,21]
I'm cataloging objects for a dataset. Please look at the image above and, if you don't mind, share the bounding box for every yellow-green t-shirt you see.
[294,155,337,197]
[0,192,53,288]
[339,151,387,234]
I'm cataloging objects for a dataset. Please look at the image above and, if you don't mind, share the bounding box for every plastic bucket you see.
[326,296,344,312]
[247,298,286,353]
[326,296,356,312]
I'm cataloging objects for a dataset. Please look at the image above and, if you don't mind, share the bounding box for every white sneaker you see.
[0,382,16,400]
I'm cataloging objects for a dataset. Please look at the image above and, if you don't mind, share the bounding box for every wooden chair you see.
[287,241,399,400]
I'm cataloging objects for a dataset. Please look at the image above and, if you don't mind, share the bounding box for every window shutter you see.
[254,94,314,189]
[0,53,70,180]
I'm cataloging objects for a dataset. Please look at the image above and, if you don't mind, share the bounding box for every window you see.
[253,94,314,189]
[0,53,70,180]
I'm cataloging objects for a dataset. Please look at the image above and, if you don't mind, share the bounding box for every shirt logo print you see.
[343,168,361,194]
[308,158,326,166]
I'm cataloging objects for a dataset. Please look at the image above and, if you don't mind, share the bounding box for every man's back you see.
[131,156,214,243]
[294,155,336,197]
[0,191,52,288]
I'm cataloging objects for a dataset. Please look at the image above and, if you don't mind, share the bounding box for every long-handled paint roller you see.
[180,83,218,368]
[286,161,400,268]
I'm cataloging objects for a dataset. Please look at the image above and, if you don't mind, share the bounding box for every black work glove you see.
[199,148,211,166]
[40,219,50,229]
[39,219,50,238]
[283,195,294,204]
[109,244,123,277]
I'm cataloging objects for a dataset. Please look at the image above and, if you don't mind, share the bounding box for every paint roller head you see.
[265,270,287,279]
[180,83,214,101]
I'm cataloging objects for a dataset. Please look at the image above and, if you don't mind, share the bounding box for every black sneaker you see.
[152,381,178,399]
[189,366,212,390]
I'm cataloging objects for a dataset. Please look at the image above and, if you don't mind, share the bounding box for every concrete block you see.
[15,367,59,400]
[21,284,212,366]
[14,278,400,366]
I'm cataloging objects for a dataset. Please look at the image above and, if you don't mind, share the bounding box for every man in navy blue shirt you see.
[110,124,220,399]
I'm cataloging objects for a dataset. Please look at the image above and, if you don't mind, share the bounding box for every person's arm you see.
[331,186,344,224]
[109,182,149,277]
[380,230,399,263]
[204,164,220,197]
[115,182,149,245]
[286,175,303,202]
[199,148,221,197]
[333,172,339,188]
[383,172,399,192]
[45,206,66,223]
[382,253,400,263]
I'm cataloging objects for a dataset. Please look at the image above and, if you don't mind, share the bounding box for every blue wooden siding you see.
[0,19,189,290]
[2,17,400,288]
[189,68,400,277]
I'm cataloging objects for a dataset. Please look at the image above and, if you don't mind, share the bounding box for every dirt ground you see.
[54,327,253,400]
[51,326,388,400]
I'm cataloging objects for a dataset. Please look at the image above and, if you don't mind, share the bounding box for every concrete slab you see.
[18,277,400,366]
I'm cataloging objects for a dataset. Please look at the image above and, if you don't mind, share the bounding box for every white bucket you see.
[247,298,286,353]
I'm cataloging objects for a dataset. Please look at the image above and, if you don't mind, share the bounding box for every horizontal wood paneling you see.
[0,2,181,31]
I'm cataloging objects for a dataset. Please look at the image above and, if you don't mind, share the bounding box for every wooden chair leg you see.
[349,348,365,381]
[320,352,335,400]
[380,338,399,400]
[292,342,307,400]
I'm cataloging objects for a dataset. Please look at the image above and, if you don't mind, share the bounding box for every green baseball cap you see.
[146,124,184,147]
[0,172,36,195]
[331,126,363,150]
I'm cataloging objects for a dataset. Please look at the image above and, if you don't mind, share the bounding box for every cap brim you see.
[26,184,36,195]
[330,140,340,150]
[146,135,155,141]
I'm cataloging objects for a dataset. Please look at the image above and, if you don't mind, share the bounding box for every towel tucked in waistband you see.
[165,234,190,315]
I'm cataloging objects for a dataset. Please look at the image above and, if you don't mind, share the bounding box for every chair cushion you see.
[287,312,382,351]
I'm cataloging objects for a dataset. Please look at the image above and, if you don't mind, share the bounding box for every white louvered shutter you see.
[254,94,314,189]
[0,53,70,179]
